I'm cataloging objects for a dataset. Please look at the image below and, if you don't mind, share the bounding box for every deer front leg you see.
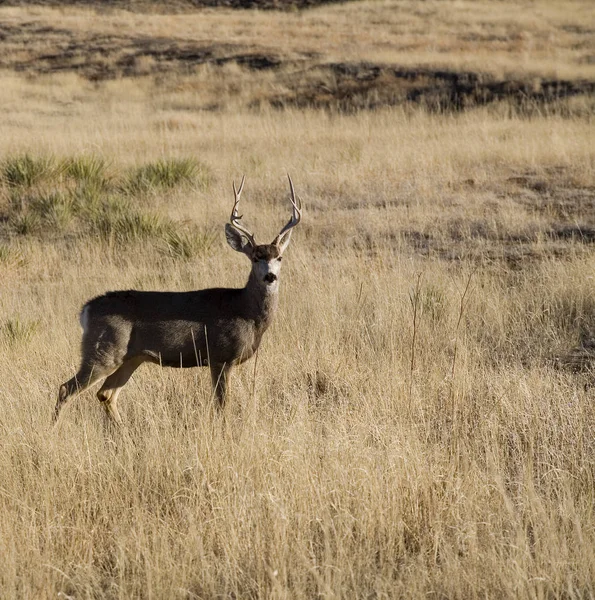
[54,363,116,425]
[210,363,232,408]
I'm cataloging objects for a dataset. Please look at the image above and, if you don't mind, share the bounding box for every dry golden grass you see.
[1,0,594,76]
[0,0,594,598]
[1,0,594,83]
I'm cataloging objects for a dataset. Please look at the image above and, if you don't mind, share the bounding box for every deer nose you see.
[264,273,277,283]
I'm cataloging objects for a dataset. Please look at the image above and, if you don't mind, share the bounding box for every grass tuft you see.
[30,191,76,230]
[123,158,211,195]
[162,226,218,260]
[0,157,208,244]
[11,213,41,236]
[1,318,39,345]
[0,244,26,270]
[113,212,170,243]
[61,154,108,186]
[85,197,171,243]
[1,154,57,188]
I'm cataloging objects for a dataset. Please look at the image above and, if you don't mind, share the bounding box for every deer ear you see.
[275,229,293,254]
[225,224,253,255]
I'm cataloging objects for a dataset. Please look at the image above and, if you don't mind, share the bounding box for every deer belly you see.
[136,320,258,367]
[136,322,209,368]
[156,351,209,368]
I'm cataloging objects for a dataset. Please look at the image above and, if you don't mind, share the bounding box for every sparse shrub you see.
[122,158,211,195]
[1,318,39,345]
[2,154,57,188]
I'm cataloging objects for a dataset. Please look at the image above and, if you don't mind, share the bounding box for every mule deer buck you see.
[54,175,302,425]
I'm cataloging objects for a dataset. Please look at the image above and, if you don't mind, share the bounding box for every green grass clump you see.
[123,158,211,195]
[163,226,218,260]
[69,179,109,213]
[113,212,170,243]
[86,197,172,244]
[30,191,76,230]
[61,154,108,186]
[0,244,26,270]
[2,154,57,188]
[7,188,30,214]
[0,155,215,243]
[11,213,41,236]
[1,318,39,345]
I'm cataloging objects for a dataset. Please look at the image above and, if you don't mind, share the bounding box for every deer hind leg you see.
[210,363,232,409]
[54,362,117,424]
[96,357,145,425]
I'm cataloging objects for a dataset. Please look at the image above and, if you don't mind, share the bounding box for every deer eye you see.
[277,257,282,261]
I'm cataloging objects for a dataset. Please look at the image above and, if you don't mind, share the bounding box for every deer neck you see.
[243,271,279,328]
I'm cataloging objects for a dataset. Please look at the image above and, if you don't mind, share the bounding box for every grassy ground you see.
[0,0,594,598]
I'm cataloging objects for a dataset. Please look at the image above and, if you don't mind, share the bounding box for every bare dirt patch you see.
[507,174,595,221]
[398,174,595,268]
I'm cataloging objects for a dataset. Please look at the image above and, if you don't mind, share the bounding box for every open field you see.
[0,0,594,598]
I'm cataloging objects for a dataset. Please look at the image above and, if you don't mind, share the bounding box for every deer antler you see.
[274,174,302,244]
[229,175,256,246]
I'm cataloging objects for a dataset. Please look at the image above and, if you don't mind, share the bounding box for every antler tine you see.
[275,174,302,242]
[230,175,255,245]
[232,174,245,199]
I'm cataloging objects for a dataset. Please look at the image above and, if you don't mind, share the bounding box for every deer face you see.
[252,243,288,288]
[224,175,301,289]
[225,232,287,289]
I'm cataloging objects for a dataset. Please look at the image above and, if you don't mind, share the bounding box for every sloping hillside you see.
[0,0,593,111]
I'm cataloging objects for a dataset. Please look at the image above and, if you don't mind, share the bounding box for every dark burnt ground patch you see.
[0,0,343,9]
[0,22,593,111]
[269,62,595,113]
[0,22,288,81]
